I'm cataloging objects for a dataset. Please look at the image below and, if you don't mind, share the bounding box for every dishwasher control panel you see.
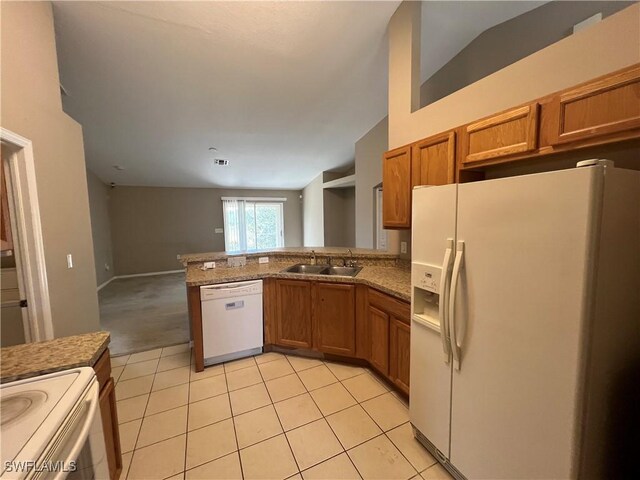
[200,280,263,301]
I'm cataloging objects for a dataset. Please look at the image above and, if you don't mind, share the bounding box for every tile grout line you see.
[123,349,162,479]
[222,357,245,480]
[289,358,364,476]
[116,348,421,480]
[181,347,193,480]
[255,354,303,478]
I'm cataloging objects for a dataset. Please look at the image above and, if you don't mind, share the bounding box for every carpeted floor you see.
[99,272,190,356]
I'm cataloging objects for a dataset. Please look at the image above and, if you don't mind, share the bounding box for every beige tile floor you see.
[111,345,454,480]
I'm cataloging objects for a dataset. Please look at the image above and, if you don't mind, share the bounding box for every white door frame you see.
[1,128,54,341]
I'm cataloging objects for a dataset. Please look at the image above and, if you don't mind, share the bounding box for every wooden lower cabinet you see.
[99,378,122,480]
[389,316,411,395]
[276,279,313,348]
[93,349,122,480]
[268,280,411,396]
[314,283,356,356]
[368,305,390,376]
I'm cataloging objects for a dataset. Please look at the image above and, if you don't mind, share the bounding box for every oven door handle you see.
[52,382,100,480]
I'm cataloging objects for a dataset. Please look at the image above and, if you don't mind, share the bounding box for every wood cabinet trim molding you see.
[550,65,640,145]
[188,286,204,372]
[463,102,539,164]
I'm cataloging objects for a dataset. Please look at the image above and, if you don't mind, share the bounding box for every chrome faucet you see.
[310,250,316,265]
[346,249,355,267]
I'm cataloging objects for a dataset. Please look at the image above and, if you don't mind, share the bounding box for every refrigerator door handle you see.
[439,238,454,363]
[449,240,465,370]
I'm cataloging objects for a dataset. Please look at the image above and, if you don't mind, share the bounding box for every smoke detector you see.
[214,159,229,166]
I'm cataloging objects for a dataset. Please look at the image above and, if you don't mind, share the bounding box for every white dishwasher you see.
[200,279,264,366]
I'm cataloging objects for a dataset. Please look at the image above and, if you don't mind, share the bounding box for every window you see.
[222,197,285,252]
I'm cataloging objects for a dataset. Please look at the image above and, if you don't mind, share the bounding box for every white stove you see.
[0,368,108,479]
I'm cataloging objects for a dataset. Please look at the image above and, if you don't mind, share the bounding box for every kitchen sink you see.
[323,266,362,276]
[283,264,329,274]
[282,264,361,277]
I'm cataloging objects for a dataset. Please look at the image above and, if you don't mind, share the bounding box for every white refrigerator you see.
[409,160,640,480]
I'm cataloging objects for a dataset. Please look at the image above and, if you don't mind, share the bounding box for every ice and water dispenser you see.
[411,262,443,331]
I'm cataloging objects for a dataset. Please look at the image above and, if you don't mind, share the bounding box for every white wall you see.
[1,2,100,337]
[302,174,324,247]
[388,2,640,149]
[355,117,388,248]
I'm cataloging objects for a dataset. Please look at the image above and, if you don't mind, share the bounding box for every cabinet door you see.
[314,283,356,356]
[462,103,539,165]
[276,279,313,348]
[369,305,390,375]
[99,378,122,480]
[412,131,456,186]
[382,146,412,229]
[389,317,411,395]
[548,65,640,145]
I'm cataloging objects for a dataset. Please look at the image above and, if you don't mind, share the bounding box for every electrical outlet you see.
[400,242,407,254]
[258,257,269,264]
[203,261,215,269]
[214,227,224,234]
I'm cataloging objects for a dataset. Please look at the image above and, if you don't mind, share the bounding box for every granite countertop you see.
[0,331,110,384]
[186,262,411,302]
[179,247,399,265]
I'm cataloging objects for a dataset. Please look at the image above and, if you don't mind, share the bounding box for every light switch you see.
[66,254,74,269]
[214,228,224,234]
[400,242,407,254]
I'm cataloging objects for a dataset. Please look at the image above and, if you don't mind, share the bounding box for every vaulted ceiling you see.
[54,1,546,190]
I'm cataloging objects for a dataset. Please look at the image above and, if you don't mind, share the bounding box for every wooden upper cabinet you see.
[276,279,313,349]
[412,131,456,186]
[548,65,640,145]
[389,316,411,396]
[382,146,412,229]
[462,102,539,165]
[314,283,356,356]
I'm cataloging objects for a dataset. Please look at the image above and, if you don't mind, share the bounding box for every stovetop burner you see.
[1,390,49,427]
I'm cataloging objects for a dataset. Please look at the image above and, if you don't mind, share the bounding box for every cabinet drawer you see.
[368,289,410,323]
[462,103,539,164]
[549,65,640,145]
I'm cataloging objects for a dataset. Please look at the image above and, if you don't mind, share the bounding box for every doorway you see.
[0,129,53,344]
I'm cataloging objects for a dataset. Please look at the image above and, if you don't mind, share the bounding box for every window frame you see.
[222,196,286,253]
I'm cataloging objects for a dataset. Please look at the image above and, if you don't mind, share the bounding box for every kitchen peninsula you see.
[180,247,413,395]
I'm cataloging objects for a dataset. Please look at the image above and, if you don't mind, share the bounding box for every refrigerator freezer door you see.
[410,185,457,458]
[449,166,601,479]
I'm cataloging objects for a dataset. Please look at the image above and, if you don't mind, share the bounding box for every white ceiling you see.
[420,1,548,84]
[53,1,546,190]
[53,1,401,189]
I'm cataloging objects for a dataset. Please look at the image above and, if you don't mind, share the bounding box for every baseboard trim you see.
[97,276,116,292]
[96,269,185,291]
[115,269,185,279]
